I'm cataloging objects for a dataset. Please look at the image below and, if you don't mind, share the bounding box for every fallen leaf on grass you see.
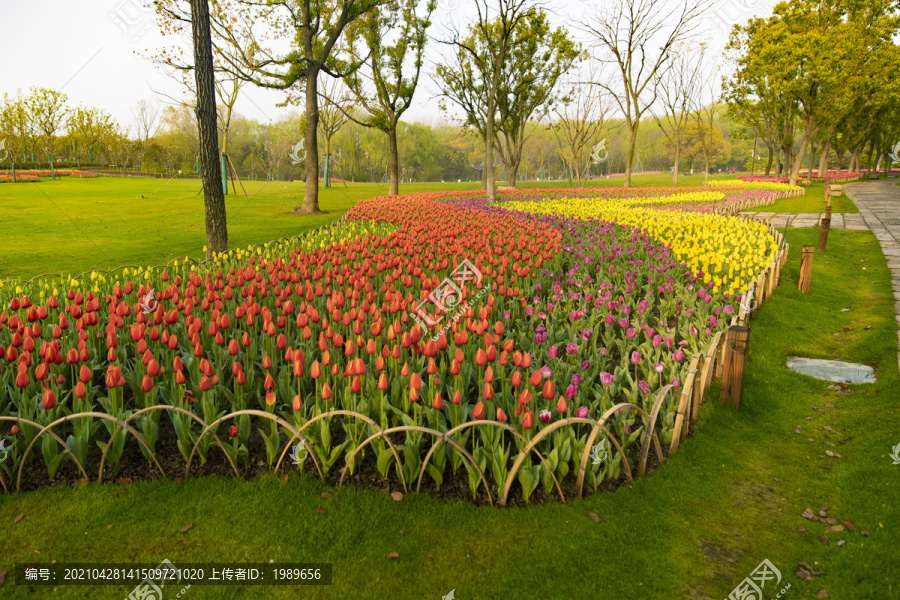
[802,508,815,520]
[821,504,830,512]
[817,590,829,597]
[0,570,6,585]
[820,534,829,544]
[391,492,403,502]
[280,474,289,483]
[115,488,126,497]
[836,540,845,546]
[797,527,806,532]
[824,402,834,407]
[829,525,844,532]
[825,450,842,458]
[316,509,326,514]
[796,570,815,581]
[861,531,871,536]
[799,562,823,575]
[387,552,399,559]
[589,512,600,523]
[13,514,23,523]
[116,477,132,484]
[180,524,193,533]
[322,492,331,499]
[107,524,113,530]
[844,520,857,530]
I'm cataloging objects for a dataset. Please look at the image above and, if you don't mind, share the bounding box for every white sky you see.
[0,0,777,134]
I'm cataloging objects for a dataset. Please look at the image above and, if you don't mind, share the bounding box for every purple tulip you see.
[571,374,583,386]
[581,360,590,370]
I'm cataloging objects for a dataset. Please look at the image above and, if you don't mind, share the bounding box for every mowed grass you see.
[1,228,897,599]
[1,172,747,280]
[746,181,861,214]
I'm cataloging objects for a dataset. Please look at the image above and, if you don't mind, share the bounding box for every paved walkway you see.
[739,212,868,230]
[843,180,900,361]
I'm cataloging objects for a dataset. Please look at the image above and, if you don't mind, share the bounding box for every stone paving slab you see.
[786,357,877,384]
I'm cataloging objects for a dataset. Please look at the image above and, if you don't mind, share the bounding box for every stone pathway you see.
[843,180,900,366]
[740,211,868,230]
[786,357,876,384]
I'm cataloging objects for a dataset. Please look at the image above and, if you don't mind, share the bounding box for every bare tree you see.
[552,72,611,188]
[440,0,540,199]
[317,76,354,187]
[693,62,723,183]
[653,42,705,185]
[132,99,160,143]
[584,0,710,187]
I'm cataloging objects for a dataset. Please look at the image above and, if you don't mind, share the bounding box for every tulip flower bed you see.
[0,170,101,181]
[0,187,787,505]
[706,179,805,194]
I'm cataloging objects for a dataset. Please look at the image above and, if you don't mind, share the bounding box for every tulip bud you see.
[141,375,153,393]
[452,389,461,405]
[484,365,494,383]
[542,380,555,400]
[529,370,542,387]
[432,392,444,410]
[522,411,534,430]
[483,381,494,401]
[322,382,333,400]
[472,401,485,420]
[266,391,276,406]
[228,425,239,438]
[42,387,57,410]
[510,371,522,387]
[496,407,507,422]
[556,396,567,414]
[199,376,211,392]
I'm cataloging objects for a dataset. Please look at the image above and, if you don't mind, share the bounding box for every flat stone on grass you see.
[786,357,876,384]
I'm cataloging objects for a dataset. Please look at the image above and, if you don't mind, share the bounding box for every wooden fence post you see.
[720,326,750,408]
[799,245,814,292]
[817,214,831,251]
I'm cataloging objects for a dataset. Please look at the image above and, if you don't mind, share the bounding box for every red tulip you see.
[266,391,276,406]
[262,355,272,370]
[496,407,507,422]
[228,339,239,356]
[409,386,420,403]
[141,375,153,393]
[472,401,485,420]
[556,396,567,414]
[542,380,555,400]
[432,392,444,410]
[292,395,302,411]
[321,382,333,400]
[147,359,160,377]
[15,368,29,388]
[452,389,461,405]
[199,376,211,392]
[475,348,486,366]
[176,370,187,385]
[511,371,522,387]
[173,356,184,372]
[351,375,362,394]
[483,381,494,400]
[74,382,86,398]
[522,411,534,430]
[228,425,239,438]
[378,373,388,391]
[42,387,57,410]
[11,425,18,435]
[264,373,275,391]
[310,360,321,379]
[529,370,542,387]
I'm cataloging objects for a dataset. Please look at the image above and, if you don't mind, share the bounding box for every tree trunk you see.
[849,146,861,173]
[789,117,814,186]
[190,0,227,259]
[764,142,773,176]
[297,72,322,214]
[624,120,639,188]
[866,139,875,175]
[507,160,518,187]
[485,101,496,199]
[673,142,680,185]
[387,125,399,195]
[818,140,830,177]
[807,141,816,183]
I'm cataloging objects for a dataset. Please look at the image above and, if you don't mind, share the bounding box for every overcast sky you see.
[0,0,777,135]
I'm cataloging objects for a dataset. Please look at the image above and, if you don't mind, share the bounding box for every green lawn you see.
[745,181,860,214]
[2,228,897,599]
[0,173,749,280]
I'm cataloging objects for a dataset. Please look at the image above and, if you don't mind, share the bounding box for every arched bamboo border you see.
[0,416,90,493]
[279,410,404,490]
[100,405,233,480]
[339,424,494,505]
[185,409,324,483]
